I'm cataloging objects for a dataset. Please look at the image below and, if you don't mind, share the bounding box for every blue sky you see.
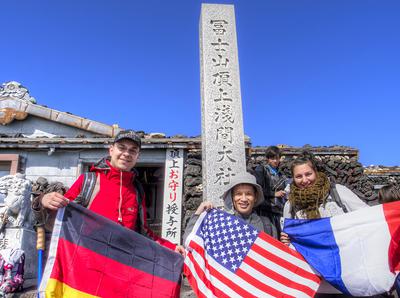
[1,1,399,166]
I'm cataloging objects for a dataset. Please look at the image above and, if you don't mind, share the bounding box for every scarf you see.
[289,172,331,219]
[266,164,278,176]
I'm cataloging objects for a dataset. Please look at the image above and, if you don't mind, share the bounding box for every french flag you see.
[284,201,400,296]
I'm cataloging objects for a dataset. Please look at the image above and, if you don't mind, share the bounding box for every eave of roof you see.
[0,137,204,149]
[364,166,400,175]
[0,97,120,137]
[251,145,359,157]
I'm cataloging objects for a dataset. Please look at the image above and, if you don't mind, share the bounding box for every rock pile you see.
[248,151,376,204]
[31,177,68,197]
[364,166,400,191]
[282,155,375,199]
[183,150,203,228]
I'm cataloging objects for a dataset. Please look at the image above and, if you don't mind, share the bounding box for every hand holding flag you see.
[39,203,183,298]
[184,209,321,297]
[284,201,400,296]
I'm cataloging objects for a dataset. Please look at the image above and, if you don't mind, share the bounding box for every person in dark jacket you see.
[34,130,184,255]
[253,146,288,235]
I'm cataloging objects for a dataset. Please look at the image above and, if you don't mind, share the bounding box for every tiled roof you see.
[0,81,121,137]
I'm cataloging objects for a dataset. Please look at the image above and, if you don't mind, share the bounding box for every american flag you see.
[184,209,320,298]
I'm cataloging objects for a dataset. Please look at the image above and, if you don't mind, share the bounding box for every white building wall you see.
[24,151,80,186]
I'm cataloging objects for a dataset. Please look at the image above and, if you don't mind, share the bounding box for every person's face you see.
[293,162,317,189]
[232,184,257,216]
[109,139,140,172]
[267,156,280,168]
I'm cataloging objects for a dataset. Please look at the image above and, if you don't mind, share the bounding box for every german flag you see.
[39,203,183,297]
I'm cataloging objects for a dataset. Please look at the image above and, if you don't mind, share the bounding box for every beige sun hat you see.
[221,172,264,213]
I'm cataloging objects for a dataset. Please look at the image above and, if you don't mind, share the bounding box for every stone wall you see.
[364,166,400,191]
[248,146,379,203]
[249,148,373,195]
[182,150,203,229]
[181,146,400,233]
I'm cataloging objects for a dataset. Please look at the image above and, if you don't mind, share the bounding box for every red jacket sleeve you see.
[139,196,177,251]
[64,174,84,202]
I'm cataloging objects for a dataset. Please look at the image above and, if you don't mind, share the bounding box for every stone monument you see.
[200,4,246,206]
[0,174,37,286]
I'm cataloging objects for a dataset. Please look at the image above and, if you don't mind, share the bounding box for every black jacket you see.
[253,164,288,215]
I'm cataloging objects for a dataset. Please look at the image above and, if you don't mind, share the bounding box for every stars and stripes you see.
[184,209,320,297]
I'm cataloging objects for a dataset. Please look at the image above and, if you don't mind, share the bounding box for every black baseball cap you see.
[113,130,141,148]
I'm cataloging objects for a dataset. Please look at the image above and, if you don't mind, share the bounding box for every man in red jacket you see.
[40,130,184,255]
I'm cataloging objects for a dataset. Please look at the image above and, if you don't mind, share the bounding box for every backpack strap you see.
[75,172,98,208]
[253,164,265,189]
[290,202,297,219]
[262,165,269,191]
[134,179,144,207]
[254,164,273,215]
[133,178,145,232]
[329,182,348,213]
[75,171,146,234]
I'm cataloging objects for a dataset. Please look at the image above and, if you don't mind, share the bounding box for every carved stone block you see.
[0,228,37,280]
[200,4,246,206]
